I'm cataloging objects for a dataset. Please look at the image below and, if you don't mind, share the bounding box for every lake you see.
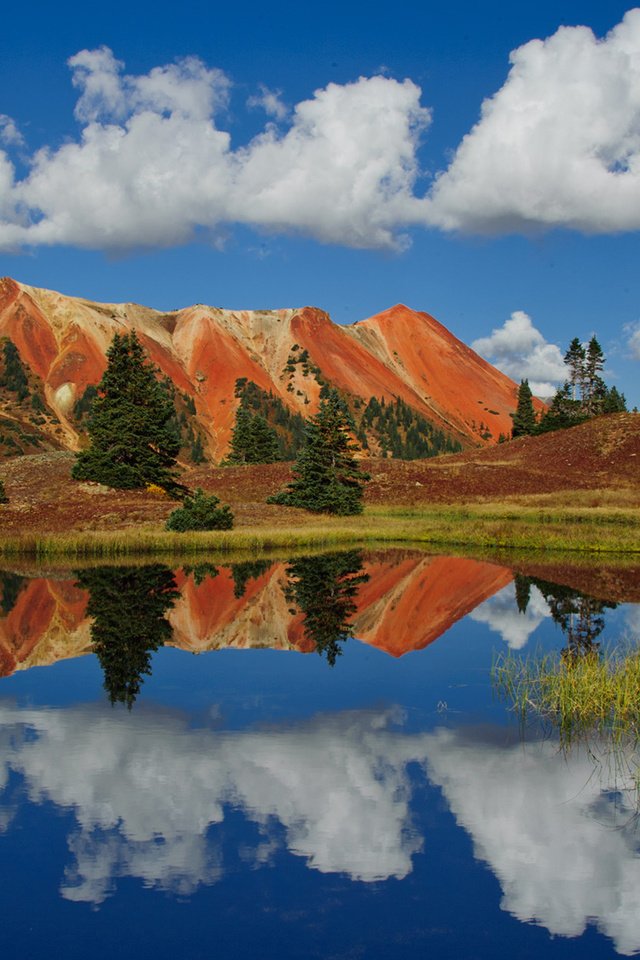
[0,549,639,959]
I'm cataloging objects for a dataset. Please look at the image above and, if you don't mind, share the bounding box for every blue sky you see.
[1,0,639,403]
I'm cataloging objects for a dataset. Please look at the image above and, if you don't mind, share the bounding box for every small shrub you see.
[146,483,167,497]
[0,479,7,504]
[165,488,234,532]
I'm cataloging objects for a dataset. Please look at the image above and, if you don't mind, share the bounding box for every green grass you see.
[493,646,640,745]
[1,502,639,557]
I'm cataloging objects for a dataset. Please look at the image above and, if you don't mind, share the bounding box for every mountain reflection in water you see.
[0,550,639,959]
[0,551,514,682]
[1,702,639,954]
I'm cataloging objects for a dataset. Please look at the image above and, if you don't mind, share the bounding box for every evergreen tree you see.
[511,379,537,437]
[514,574,531,614]
[284,551,369,665]
[583,336,606,416]
[230,559,272,599]
[563,337,586,401]
[76,564,178,709]
[190,433,206,464]
[601,386,627,414]
[228,405,280,464]
[268,390,370,515]
[0,478,7,504]
[0,340,29,402]
[537,382,586,433]
[248,415,280,463]
[72,332,183,493]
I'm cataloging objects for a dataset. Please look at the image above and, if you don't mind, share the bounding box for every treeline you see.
[512,335,628,438]
[358,396,462,458]
[228,377,462,465]
[226,378,307,464]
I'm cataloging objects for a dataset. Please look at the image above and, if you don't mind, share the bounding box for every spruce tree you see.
[511,379,537,437]
[583,336,605,416]
[564,338,586,401]
[228,406,280,464]
[268,390,370,515]
[72,332,183,493]
[248,415,280,463]
[602,386,627,414]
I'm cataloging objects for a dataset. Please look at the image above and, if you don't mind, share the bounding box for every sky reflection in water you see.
[0,551,638,959]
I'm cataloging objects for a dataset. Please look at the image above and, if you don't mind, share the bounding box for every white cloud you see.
[469,582,550,649]
[247,84,288,121]
[4,698,640,955]
[0,703,427,903]
[427,9,640,234]
[426,728,640,956]
[472,311,566,395]
[0,115,24,149]
[0,49,429,252]
[626,322,640,360]
[3,11,640,254]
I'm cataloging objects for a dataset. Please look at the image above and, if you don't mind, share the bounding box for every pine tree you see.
[72,332,183,493]
[228,406,280,464]
[583,336,605,416]
[268,390,370,515]
[564,338,586,401]
[248,415,280,463]
[511,380,537,437]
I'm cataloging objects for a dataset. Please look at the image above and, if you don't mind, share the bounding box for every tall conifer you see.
[511,379,537,437]
[72,331,183,492]
[269,390,369,515]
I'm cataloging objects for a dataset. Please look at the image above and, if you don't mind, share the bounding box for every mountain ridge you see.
[0,276,528,460]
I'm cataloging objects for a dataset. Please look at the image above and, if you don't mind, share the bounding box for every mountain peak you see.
[0,279,521,460]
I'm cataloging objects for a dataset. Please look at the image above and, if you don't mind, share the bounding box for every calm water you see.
[0,550,639,959]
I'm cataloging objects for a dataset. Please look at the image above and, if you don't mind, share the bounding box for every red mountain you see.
[0,277,530,460]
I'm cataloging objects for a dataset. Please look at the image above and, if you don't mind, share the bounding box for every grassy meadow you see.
[1,498,639,558]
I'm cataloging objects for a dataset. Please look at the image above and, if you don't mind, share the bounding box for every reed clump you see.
[493,646,640,745]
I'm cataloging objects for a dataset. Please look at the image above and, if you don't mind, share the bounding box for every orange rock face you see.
[0,278,526,458]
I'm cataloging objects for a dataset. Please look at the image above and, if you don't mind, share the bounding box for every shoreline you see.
[2,503,639,558]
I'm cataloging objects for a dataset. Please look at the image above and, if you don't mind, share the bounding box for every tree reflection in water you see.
[285,551,369,665]
[514,573,617,660]
[76,565,179,708]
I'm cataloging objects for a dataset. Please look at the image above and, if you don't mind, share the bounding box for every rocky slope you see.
[0,277,527,460]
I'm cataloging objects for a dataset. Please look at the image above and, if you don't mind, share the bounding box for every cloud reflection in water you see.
[1,702,640,955]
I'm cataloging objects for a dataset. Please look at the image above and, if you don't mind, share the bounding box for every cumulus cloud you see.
[427,9,640,234]
[3,10,640,253]
[469,582,550,649]
[472,311,566,395]
[426,728,640,956]
[0,703,427,903]
[0,49,429,252]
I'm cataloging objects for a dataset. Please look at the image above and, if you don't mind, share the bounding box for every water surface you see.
[0,550,638,958]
